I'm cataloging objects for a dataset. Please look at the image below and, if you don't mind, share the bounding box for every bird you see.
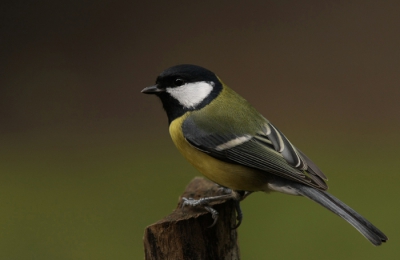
[141,64,387,246]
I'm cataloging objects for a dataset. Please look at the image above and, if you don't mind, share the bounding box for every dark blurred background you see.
[1,1,399,259]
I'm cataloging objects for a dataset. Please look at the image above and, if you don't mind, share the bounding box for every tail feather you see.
[292,183,388,246]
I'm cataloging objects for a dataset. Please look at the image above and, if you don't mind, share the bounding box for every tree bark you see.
[143,177,240,260]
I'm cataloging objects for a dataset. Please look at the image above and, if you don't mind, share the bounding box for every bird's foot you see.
[181,190,253,228]
[182,195,231,227]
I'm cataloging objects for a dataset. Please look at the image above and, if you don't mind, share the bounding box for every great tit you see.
[141,64,387,246]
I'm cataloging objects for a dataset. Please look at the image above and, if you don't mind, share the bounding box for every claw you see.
[181,197,194,208]
[182,197,221,227]
[204,206,219,228]
[232,199,243,229]
[231,190,252,228]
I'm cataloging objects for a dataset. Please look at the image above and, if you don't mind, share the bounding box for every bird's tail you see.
[292,183,388,246]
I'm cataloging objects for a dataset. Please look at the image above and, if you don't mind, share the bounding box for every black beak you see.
[141,85,164,94]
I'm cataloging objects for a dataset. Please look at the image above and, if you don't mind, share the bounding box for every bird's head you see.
[142,64,223,122]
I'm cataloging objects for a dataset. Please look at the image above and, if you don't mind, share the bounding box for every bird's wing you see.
[182,115,328,190]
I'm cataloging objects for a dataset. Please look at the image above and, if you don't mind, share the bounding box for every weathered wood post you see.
[143,177,240,260]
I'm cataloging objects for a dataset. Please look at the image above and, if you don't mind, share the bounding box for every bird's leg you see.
[181,189,253,228]
[231,190,253,229]
[216,184,232,195]
[240,191,253,201]
[216,184,252,200]
[232,199,243,229]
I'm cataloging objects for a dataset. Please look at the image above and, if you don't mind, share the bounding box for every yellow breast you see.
[169,114,270,191]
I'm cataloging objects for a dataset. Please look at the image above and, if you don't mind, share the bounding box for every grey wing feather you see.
[296,148,328,180]
[267,123,306,169]
[182,117,328,190]
[266,123,328,187]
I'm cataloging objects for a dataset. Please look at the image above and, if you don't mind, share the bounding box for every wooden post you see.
[143,177,240,260]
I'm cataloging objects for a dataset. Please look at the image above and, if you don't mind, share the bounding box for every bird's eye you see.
[174,78,185,86]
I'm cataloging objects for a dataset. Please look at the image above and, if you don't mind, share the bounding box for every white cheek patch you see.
[166,81,213,109]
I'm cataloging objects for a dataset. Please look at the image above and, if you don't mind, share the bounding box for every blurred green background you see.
[1,1,399,259]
